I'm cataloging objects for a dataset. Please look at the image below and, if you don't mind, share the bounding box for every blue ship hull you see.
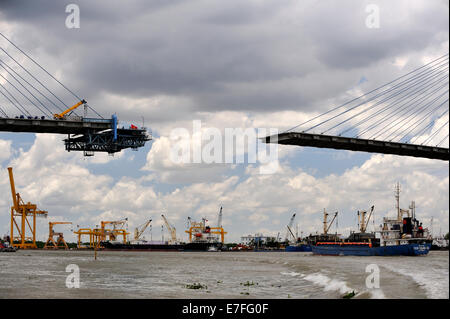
[311,243,431,256]
[285,244,312,252]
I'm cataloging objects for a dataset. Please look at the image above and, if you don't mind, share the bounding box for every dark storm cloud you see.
[0,0,448,121]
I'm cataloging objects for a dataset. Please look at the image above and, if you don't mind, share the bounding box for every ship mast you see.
[323,209,329,234]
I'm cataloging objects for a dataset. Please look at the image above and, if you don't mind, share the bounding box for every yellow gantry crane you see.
[53,99,87,119]
[100,219,129,243]
[44,222,72,249]
[8,167,48,249]
[185,208,227,243]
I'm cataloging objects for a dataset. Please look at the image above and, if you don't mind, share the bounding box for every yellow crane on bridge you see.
[53,99,87,119]
[44,221,72,249]
[7,167,48,249]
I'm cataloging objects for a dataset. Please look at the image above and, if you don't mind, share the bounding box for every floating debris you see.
[240,281,258,287]
[185,283,208,290]
[342,291,356,299]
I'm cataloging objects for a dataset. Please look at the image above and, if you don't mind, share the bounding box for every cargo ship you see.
[311,184,432,256]
[102,209,227,252]
[285,244,312,252]
[101,240,184,251]
[286,209,341,252]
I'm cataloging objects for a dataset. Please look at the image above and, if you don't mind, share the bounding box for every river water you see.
[0,250,448,299]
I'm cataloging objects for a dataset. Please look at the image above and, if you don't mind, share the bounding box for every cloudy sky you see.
[0,0,448,243]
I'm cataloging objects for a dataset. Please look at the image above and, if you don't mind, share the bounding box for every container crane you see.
[7,167,48,249]
[100,218,128,243]
[134,219,152,241]
[44,222,72,249]
[161,214,177,244]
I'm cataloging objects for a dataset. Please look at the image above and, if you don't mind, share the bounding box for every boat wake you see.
[281,271,386,299]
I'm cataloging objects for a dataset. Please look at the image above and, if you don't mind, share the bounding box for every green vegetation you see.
[240,281,258,286]
[185,283,208,290]
[342,291,356,299]
[445,233,449,240]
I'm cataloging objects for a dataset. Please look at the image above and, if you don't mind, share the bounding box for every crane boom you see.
[326,212,338,233]
[161,214,177,244]
[53,99,87,119]
[7,167,19,211]
[134,219,152,240]
[284,213,296,242]
[361,206,374,232]
[217,207,223,228]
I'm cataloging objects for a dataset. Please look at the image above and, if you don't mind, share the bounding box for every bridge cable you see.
[331,65,449,136]
[388,98,449,142]
[283,53,449,133]
[0,63,54,116]
[304,57,449,134]
[320,63,449,135]
[0,47,71,113]
[419,118,449,146]
[362,79,449,140]
[370,88,448,141]
[0,72,52,117]
[408,108,449,144]
[0,82,32,116]
[436,133,449,147]
[0,32,105,119]
[0,58,65,113]
[354,72,449,138]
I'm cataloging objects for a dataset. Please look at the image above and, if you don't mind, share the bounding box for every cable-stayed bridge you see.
[0,33,150,156]
[265,54,449,161]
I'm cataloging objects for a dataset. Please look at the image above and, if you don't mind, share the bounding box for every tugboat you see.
[1,236,17,252]
[311,184,432,256]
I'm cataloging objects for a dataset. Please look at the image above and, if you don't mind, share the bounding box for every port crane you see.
[161,214,177,244]
[284,213,296,243]
[323,209,338,235]
[217,207,223,229]
[134,219,152,241]
[358,206,375,233]
[44,221,72,249]
[7,167,48,249]
[100,218,128,243]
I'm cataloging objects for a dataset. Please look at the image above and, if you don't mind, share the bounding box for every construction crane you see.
[161,214,177,244]
[323,209,338,235]
[134,219,152,241]
[44,222,72,249]
[358,206,375,233]
[7,167,48,249]
[284,213,296,243]
[53,99,87,119]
